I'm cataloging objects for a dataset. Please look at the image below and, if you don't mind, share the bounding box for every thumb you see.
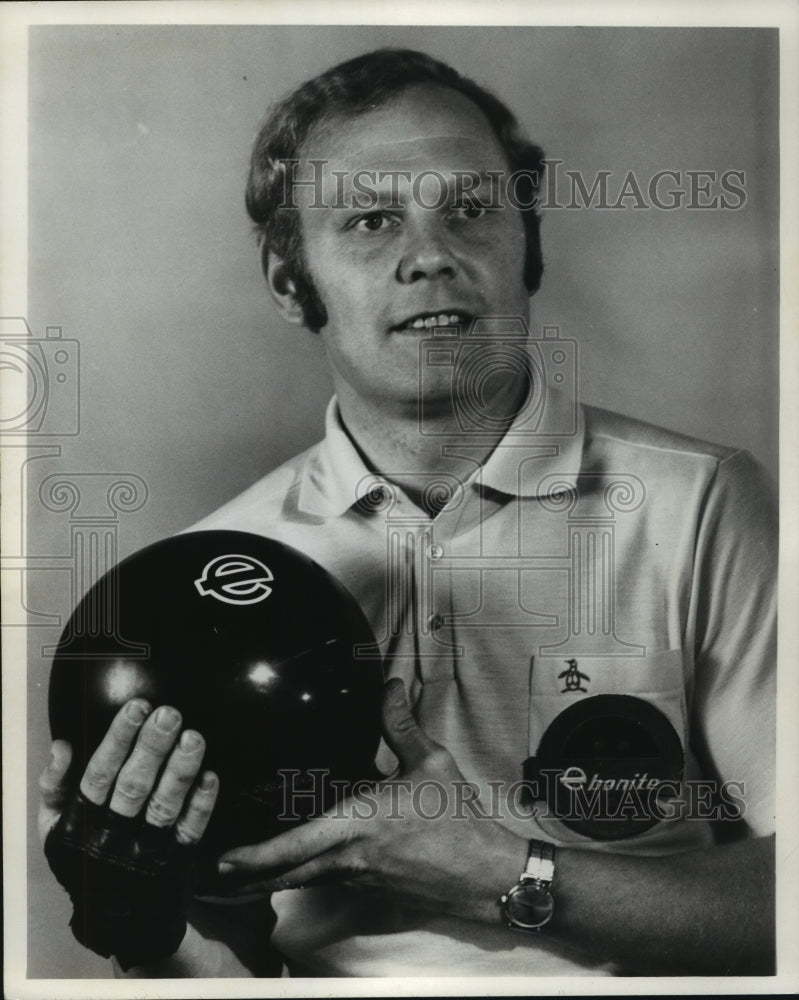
[37,740,73,843]
[381,678,439,772]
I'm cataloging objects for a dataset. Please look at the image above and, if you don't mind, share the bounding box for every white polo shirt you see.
[190,396,776,976]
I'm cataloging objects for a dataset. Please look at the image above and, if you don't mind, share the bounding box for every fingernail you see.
[125,699,150,724]
[199,771,217,790]
[180,730,202,752]
[154,705,180,732]
[218,861,236,875]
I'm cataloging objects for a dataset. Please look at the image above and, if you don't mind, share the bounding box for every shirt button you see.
[428,543,444,561]
[428,612,444,631]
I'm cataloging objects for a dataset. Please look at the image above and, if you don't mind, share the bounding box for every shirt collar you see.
[298,390,586,518]
[476,384,586,498]
[297,398,376,518]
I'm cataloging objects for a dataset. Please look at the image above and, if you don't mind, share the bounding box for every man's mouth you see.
[391,311,471,332]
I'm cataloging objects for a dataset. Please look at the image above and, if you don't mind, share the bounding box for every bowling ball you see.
[525,694,684,840]
[48,530,384,880]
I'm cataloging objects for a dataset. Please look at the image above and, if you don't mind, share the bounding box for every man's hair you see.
[246,48,546,332]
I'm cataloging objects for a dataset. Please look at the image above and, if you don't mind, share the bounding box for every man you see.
[39,49,776,978]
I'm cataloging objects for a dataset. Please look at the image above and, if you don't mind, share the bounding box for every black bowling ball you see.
[49,530,384,876]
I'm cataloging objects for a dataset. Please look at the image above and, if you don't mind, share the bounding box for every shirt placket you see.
[367,487,459,693]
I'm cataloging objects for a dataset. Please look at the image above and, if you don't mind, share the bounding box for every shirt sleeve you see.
[688,449,777,837]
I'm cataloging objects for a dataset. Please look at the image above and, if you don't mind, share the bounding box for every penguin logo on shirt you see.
[559,658,590,693]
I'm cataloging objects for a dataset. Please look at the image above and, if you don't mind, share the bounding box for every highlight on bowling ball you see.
[48,530,384,880]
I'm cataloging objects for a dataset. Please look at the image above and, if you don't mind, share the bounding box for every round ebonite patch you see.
[528,695,684,840]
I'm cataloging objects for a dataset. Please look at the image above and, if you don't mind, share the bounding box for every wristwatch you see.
[499,839,556,932]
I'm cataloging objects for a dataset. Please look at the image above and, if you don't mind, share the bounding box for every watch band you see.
[521,839,555,884]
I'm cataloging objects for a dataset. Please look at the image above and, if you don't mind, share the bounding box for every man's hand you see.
[38,699,219,970]
[217,679,525,922]
[214,680,775,975]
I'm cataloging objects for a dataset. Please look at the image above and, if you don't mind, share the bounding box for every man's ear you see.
[263,247,305,327]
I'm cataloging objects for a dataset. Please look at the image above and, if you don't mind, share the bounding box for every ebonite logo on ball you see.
[194,554,274,605]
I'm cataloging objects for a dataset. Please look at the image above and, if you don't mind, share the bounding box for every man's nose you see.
[396,217,459,284]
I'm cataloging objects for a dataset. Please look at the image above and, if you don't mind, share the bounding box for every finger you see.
[267,848,361,892]
[218,812,348,875]
[144,729,207,828]
[218,852,351,898]
[38,740,73,842]
[79,698,152,805]
[175,770,219,845]
[380,678,440,771]
[108,704,181,817]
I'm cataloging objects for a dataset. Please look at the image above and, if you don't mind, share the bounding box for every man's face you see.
[293,84,530,415]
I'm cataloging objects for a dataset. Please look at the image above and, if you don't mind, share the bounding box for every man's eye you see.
[450,199,487,220]
[349,213,399,232]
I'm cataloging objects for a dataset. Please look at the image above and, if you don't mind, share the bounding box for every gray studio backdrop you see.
[25,25,778,978]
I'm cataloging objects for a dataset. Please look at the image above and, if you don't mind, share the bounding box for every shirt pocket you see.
[525,650,687,843]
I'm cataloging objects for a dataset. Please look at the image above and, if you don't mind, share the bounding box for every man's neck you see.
[335,375,529,515]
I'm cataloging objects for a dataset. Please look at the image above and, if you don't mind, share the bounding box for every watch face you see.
[506,883,555,930]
